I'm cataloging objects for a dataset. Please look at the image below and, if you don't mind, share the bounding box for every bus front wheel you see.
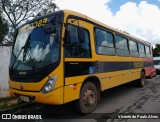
[75,82,98,114]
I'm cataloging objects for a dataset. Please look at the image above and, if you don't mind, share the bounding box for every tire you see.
[149,73,153,79]
[136,71,145,87]
[150,73,153,78]
[75,82,98,114]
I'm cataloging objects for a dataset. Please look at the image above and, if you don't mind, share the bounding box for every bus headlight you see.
[41,75,57,94]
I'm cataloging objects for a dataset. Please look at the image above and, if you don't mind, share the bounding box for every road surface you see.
[9,75,160,122]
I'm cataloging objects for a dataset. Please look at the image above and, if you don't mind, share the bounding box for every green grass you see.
[0,96,17,103]
[0,103,18,109]
[0,97,18,110]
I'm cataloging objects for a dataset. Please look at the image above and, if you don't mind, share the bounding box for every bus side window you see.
[95,28,115,55]
[145,45,151,58]
[65,24,91,58]
[138,43,146,57]
[129,40,139,57]
[79,27,91,57]
[115,35,129,56]
[65,24,79,57]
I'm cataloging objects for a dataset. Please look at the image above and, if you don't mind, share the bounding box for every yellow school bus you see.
[9,10,153,114]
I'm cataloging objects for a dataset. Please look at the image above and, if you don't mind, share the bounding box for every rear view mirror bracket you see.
[43,23,56,34]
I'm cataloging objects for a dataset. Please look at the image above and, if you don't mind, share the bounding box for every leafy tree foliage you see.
[0,10,8,44]
[153,44,160,57]
[0,0,58,43]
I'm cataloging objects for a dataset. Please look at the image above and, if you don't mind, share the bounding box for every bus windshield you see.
[10,17,61,71]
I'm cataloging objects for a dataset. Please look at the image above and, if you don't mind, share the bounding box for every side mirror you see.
[43,23,56,34]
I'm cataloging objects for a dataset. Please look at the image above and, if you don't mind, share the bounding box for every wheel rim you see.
[83,89,96,107]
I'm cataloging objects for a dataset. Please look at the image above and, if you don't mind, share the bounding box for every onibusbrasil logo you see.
[1,114,42,120]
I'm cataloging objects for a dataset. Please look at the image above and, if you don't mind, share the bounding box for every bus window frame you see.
[138,43,146,58]
[64,23,92,58]
[115,33,130,57]
[66,15,152,59]
[145,45,151,58]
[128,39,139,58]
[94,26,116,56]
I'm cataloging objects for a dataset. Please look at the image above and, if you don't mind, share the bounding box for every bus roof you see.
[17,9,151,46]
[63,9,151,46]
[17,10,64,30]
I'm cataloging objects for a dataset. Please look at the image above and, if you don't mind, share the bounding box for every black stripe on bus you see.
[144,61,154,67]
[65,61,153,78]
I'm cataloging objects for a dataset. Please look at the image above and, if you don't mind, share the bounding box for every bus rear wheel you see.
[136,71,145,87]
[75,82,98,114]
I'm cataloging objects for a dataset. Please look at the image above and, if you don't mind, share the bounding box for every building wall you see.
[0,45,12,98]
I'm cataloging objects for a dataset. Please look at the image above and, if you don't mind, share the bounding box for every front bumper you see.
[9,87,63,105]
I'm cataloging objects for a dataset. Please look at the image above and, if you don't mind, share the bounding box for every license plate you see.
[20,95,29,102]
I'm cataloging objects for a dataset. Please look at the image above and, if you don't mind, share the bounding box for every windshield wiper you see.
[22,37,31,62]
[11,35,33,70]
[11,46,25,70]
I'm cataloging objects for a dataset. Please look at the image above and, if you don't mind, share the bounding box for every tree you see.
[153,44,160,57]
[0,0,58,43]
[0,10,8,44]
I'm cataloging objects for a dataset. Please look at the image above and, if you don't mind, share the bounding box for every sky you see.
[55,0,160,46]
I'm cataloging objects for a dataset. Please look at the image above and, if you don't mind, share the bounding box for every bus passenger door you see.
[64,18,94,103]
